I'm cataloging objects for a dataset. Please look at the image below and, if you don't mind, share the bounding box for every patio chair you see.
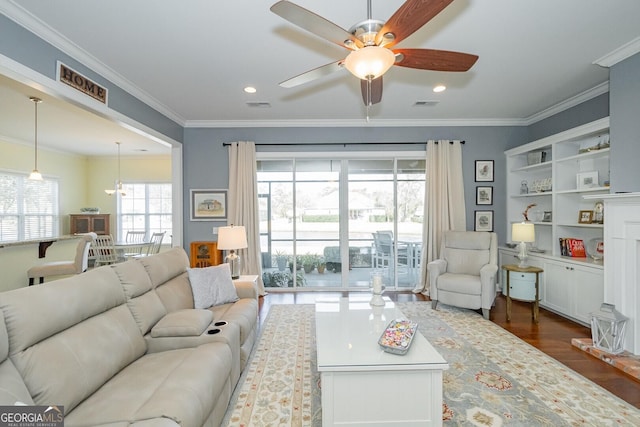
[372,231,408,282]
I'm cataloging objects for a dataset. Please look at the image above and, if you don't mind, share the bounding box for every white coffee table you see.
[315,295,448,427]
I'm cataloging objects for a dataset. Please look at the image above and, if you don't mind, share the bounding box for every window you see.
[117,183,172,242]
[0,172,59,243]
[257,154,425,290]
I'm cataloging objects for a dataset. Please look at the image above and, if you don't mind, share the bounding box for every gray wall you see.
[609,52,640,193]
[527,93,609,142]
[0,15,183,143]
[182,126,528,248]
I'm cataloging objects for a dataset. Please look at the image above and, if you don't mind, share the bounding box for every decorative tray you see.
[378,319,418,355]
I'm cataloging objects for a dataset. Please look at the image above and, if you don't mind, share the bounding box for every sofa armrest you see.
[234,280,258,300]
[427,259,447,278]
[427,259,447,300]
[150,309,212,338]
[479,263,498,284]
[480,263,499,309]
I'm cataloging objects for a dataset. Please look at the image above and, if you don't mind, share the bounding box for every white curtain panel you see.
[413,140,466,294]
[227,142,266,295]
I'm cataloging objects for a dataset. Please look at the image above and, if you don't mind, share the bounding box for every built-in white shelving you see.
[502,117,610,325]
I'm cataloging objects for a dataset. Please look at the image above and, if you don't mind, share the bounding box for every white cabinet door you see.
[541,259,603,325]
[571,265,604,324]
[541,260,571,315]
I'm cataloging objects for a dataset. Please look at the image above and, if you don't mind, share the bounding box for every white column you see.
[598,193,640,354]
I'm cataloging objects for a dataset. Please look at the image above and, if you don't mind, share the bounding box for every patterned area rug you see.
[223,302,640,426]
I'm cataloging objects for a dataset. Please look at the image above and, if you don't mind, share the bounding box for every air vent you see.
[246,101,272,108]
[414,100,440,107]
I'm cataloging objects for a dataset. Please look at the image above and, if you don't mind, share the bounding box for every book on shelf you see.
[559,238,586,257]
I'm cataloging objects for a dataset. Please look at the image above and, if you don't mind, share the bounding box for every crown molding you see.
[1,1,614,131]
[593,36,640,67]
[184,117,527,128]
[1,1,186,126]
[523,82,609,126]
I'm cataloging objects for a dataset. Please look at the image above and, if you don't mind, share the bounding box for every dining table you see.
[113,240,152,260]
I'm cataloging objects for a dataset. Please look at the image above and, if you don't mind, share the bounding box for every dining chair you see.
[92,234,120,267]
[123,230,147,259]
[27,232,97,285]
[133,231,165,258]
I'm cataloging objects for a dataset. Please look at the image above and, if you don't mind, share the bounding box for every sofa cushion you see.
[0,267,146,412]
[64,342,233,427]
[442,231,492,275]
[151,309,213,338]
[443,247,490,275]
[187,264,239,309]
[0,311,34,406]
[155,273,194,312]
[139,248,190,289]
[437,273,482,295]
[112,260,167,335]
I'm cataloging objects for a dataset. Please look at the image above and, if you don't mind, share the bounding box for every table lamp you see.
[512,222,535,268]
[217,225,248,279]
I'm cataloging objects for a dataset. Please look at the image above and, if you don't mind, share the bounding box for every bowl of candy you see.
[378,319,418,355]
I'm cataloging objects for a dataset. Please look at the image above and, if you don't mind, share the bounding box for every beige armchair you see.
[428,231,498,319]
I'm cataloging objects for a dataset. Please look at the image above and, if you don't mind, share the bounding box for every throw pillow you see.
[187,263,239,309]
[187,267,215,309]
[210,263,240,306]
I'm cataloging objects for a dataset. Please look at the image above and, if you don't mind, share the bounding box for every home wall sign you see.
[57,62,108,104]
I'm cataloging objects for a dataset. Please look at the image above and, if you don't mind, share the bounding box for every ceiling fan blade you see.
[279,60,344,88]
[361,77,383,106]
[393,48,478,71]
[375,0,454,48]
[271,1,363,50]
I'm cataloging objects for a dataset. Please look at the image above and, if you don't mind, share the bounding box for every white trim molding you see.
[594,37,640,67]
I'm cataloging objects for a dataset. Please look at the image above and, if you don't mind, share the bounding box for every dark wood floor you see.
[258,290,640,408]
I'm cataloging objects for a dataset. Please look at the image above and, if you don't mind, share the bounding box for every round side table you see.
[502,264,543,323]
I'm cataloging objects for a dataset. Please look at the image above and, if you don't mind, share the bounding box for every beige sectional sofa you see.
[0,247,258,426]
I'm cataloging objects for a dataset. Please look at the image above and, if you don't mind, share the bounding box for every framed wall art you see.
[190,189,228,221]
[475,160,494,182]
[476,186,493,205]
[578,210,593,224]
[576,171,598,190]
[474,210,494,232]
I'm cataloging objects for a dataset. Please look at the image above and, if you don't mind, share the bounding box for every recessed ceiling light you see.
[244,86,257,94]
[433,85,446,93]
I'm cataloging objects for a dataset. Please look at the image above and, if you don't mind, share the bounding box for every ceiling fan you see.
[270,0,478,107]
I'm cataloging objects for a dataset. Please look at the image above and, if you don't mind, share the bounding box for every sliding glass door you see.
[258,154,425,290]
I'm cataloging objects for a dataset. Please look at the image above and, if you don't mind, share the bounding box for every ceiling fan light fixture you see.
[344,46,395,80]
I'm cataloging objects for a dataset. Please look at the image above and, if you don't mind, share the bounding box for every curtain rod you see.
[223,141,464,147]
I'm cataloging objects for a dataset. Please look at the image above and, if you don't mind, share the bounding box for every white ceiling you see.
[1,0,640,156]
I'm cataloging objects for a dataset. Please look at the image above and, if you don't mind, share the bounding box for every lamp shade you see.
[217,225,248,250]
[512,222,535,243]
[344,46,395,80]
